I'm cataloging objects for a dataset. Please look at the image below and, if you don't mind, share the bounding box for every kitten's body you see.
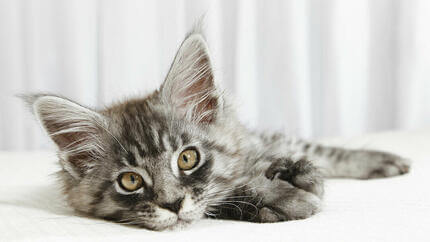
[26,29,410,230]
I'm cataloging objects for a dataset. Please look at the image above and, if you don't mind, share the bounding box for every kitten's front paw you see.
[257,187,322,223]
[257,207,281,222]
[265,158,324,198]
[365,151,411,179]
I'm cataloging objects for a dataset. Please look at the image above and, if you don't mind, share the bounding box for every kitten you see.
[25,29,410,230]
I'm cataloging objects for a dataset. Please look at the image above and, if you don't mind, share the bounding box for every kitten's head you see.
[27,31,242,230]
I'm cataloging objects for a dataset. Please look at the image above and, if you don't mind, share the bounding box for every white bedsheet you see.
[1,130,429,242]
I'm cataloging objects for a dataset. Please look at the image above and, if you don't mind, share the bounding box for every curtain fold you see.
[1,0,429,150]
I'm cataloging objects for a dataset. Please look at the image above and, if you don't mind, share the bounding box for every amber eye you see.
[178,148,200,171]
[118,172,143,192]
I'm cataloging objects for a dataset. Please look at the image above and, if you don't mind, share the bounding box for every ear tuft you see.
[26,94,108,177]
[161,33,221,124]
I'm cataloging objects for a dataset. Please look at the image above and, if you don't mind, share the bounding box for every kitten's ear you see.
[25,94,107,177]
[160,33,221,124]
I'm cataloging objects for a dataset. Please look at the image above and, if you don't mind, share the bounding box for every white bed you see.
[1,130,429,242]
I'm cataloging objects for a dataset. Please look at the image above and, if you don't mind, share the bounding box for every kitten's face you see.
[29,32,238,230]
[72,103,225,230]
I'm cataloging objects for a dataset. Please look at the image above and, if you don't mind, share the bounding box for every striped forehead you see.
[119,127,191,167]
[114,101,197,165]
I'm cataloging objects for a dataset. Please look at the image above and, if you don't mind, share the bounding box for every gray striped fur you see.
[26,29,410,230]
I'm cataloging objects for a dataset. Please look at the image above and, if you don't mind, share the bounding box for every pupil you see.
[130,175,135,184]
[183,154,188,162]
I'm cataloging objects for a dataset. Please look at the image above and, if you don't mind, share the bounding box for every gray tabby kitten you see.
[26,29,410,230]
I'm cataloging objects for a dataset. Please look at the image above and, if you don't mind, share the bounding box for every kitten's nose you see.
[161,197,184,213]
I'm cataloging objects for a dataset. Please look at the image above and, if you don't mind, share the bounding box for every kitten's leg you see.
[257,157,324,222]
[298,144,411,179]
[261,133,411,179]
[245,147,409,222]
[213,155,324,222]
[214,173,322,223]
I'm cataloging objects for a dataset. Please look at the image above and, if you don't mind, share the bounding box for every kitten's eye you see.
[178,148,200,170]
[118,172,143,191]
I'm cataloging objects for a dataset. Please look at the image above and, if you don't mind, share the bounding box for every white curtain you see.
[1,0,430,150]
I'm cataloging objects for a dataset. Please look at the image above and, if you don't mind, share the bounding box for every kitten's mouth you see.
[156,211,196,231]
[166,210,202,230]
[164,217,192,231]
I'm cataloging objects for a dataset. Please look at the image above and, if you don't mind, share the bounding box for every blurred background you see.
[1,0,429,150]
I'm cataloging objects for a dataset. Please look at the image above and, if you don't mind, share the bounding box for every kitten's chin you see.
[178,210,205,224]
[167,219,194,231]
[149,214,200,231]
